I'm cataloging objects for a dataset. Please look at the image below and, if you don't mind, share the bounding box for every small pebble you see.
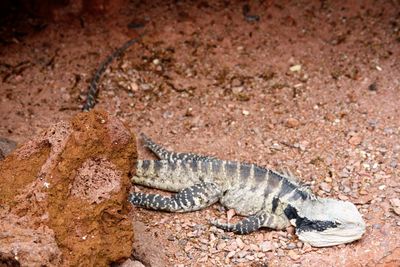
[288,250,300,260]
[289,64,302,72]
[236,237,245,249]
[231,78,243,87]
[152,58,160,65]
[226,251,236,258]
[319,182,332,193]
[242,110,250,116]
[348,135,362,146]
[286,118,300,128]
[259,241,273,252]
[249,244,259,251]
[237,251,247,258]
[245,255,255,261]
[368,82,377,91]
[217,241,227,251]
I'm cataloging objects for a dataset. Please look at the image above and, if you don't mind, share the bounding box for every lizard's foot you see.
[210,211,268,234]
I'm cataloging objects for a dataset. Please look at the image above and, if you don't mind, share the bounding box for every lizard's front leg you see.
[129,182,222,212]
[211,211,289,234]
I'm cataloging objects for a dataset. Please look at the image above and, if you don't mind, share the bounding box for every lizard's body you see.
[130,135,365,247]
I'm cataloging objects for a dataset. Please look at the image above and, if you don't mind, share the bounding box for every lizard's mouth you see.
[296,221,365,247]
[284,200,366,247]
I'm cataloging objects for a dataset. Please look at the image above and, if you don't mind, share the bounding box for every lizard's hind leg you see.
[140,133,216,162]
[130,182,222,212]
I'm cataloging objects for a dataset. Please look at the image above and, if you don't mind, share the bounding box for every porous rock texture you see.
[0,109,136,266]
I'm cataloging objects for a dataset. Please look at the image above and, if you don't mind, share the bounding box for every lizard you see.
[129,134,366,247]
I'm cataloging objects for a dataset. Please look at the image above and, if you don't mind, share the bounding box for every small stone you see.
[389,198,400,215]
[255,233,264,242]
[390,160,398,168]
[184,244,192,253]
[130,82,139,91]
[287,243,296,250]
[226,251,236,258]
[249,244,259,251]
[289,64,302,72]
[284,227,294,238]
[209,233,216,242]
[378,185,386,190]
[359,189,368,195]
[271,143,282,151]
[217,241,227,251]
[319,182,332,193]
[227,209,236,222]
[354,195,373,205]
[245,255,255,261]
[368,82,377,91]
[259,241,273,252]
[277,249,285,257]
[302,242,312,253]
[198,256,208,262]
[390,198,400,207]
[324,113,335,122]
[348,135,362,146]
[232,86,243,94]
[242,110,250,116]
[231,78,243,87]
[236,238,245,249]
[199,238,208,244]
[237,251,247,258]
[140,83,151,91]
[288,250,300,260]
[286,118,300,128]
[226,242,238,252]
[152,58,160,65]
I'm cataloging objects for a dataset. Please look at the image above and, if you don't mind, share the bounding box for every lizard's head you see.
[284,198,366,247]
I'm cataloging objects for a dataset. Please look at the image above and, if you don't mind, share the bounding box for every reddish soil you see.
[1,0,399,266]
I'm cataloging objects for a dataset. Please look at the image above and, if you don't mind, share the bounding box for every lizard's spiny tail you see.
[83,35,142,111]
[140,133,216,162]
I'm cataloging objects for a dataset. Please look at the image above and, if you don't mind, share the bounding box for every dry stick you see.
[82,35,143,111]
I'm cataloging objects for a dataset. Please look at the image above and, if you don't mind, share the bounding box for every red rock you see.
[0,109,136,266]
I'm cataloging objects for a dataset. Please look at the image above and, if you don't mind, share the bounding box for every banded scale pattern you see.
[130,135,315,234]
[83,36,142,111]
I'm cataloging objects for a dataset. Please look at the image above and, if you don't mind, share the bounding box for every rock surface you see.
[0,109,136,266]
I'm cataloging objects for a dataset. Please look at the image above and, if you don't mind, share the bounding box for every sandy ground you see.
[1,0,399,266]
